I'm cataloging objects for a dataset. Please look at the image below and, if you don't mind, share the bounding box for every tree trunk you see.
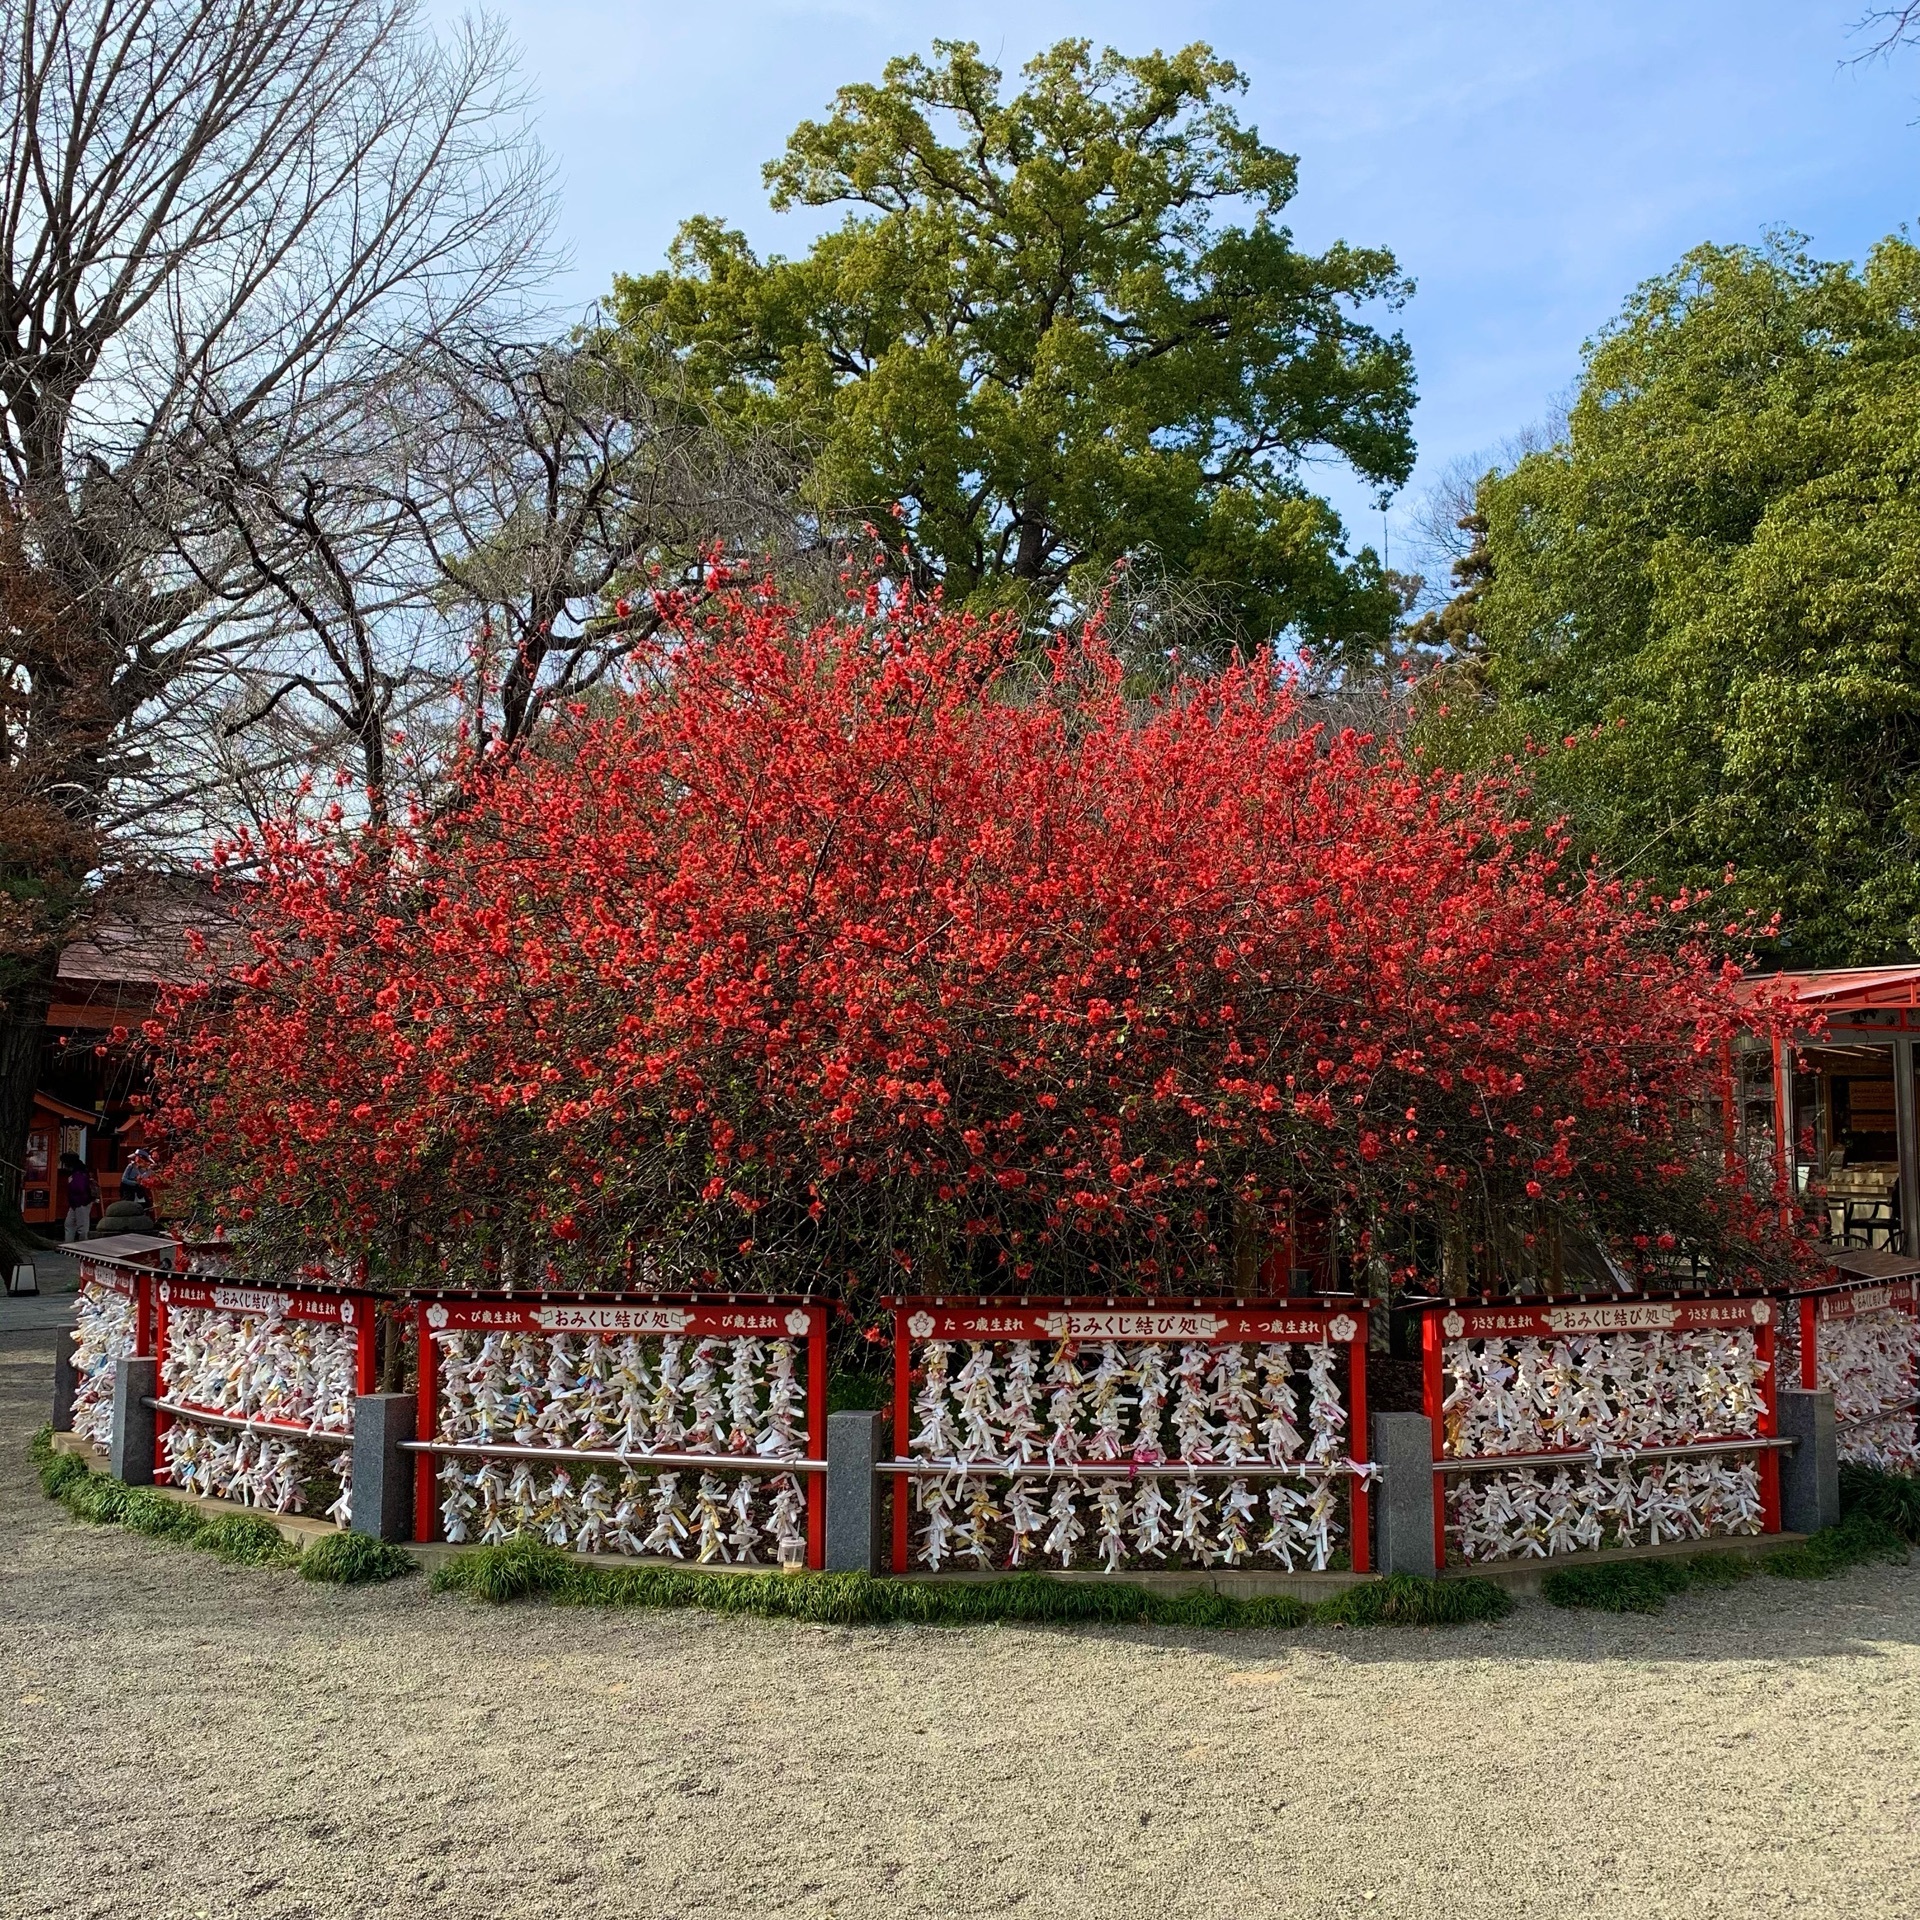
[1012,487,1050,582]
[0,958,55,1259]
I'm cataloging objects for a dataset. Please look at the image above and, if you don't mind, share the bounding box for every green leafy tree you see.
[612,40,1415,664]
[1420,234,1920,965]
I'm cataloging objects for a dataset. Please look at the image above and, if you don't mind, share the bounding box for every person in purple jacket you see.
[58,1153,96,1243]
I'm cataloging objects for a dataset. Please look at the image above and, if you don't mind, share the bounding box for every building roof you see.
[1819,1246,1920,1283]
[56,887,244,988]
[1752,965,1920,1011]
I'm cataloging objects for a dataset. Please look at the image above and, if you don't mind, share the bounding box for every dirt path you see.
[4,1331,1918,1920]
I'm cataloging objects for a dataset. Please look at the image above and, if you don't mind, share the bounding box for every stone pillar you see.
[825,1409,884,1575]
[1776,1387,1839,1535]
[109,1355,157,1486]
[350,1392,417,1543]
[50,1329,78,1434]
[1371,1410,1438,1576]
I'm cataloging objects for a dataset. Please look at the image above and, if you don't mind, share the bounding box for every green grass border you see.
[1839,1461,1920,1539]
[28,1427,414,1584]
[424,1537,1514,1630]
[40,1426,1920,1629]
[29,1427,1508,1628]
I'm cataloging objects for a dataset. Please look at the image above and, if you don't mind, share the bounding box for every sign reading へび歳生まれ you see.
[422,1297,822,1340]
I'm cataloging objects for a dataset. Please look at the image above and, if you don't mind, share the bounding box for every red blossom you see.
[145,578,1812,1300]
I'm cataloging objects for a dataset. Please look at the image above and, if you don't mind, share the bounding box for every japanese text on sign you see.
[1817,1280,1915,1322]
[426,1297,819,1340]
[903,1301,1360,1344]
[1441,1299,1769,1340]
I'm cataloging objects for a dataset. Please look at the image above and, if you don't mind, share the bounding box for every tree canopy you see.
[1420,234,1920,966]
[611,39,1416,665]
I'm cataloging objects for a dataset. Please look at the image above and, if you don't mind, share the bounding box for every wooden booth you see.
[1736,965,1920,1256]
[19,1090,117,1229]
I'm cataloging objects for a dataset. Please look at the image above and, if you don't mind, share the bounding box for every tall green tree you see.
[612,40,1415,664]
[1421,234,1920,965]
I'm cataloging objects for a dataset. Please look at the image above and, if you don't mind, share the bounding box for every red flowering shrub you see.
[148,580,1806,1300]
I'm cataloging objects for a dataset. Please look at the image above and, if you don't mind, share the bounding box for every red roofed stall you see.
[1735,965,1920,1259]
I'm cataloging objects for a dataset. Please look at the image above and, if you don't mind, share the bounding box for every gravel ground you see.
[5,1332,1920,1920]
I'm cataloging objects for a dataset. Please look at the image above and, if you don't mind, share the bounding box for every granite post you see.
[108,1354,157,1486]
[1776,1386,1839,1535]
[50,1329,78,1434]
[825,1409,885,1575]
[350,1392,417,1542]
[1371,1410,1439,1576]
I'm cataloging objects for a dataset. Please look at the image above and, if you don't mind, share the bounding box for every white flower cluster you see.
[432,1331,807,1459]
[1441,1330,1767,1457]
[913,1469,1347,1574]
[71,1279,137,1449]
[161,1307,357,1433]
[1777,1307,1920,1474]
[910,1338,1347,1467]
[1447,1456,1766,1560]
[436,1459,806,1565]
[161,1423,352,1522]
[905,1339,1355,1573]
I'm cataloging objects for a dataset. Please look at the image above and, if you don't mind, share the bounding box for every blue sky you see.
[447,0,1920,578]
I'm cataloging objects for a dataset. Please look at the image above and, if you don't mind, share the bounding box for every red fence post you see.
[891,1300,911,1575]
[1346,1308,1371,1574]
[1423,1308,1446,1570]
[413,1300,439,1546]
[352,1296,377,1397]
[1760,1308,1783,1535]
[805,1304,827,1572]
[151,1279,173,1479]
[1799,1293,1818,1393]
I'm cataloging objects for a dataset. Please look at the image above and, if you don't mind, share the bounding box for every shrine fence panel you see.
[69,1252,158,1452]
[411,1294,829,1570]
[151,1275,377,1523]
[1778,1278,1920,1473]
[888,1298,1372,1576]
[1424,1296,1784,1565]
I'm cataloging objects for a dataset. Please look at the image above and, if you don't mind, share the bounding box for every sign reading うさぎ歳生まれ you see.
[1440,1298,1771,1341]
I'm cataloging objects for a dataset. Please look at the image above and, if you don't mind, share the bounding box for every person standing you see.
[59,1153,96,1244]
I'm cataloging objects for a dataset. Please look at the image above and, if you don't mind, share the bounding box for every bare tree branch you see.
[394,324,807,754]
[0,0,555,1225]
[1849,5,1920,59]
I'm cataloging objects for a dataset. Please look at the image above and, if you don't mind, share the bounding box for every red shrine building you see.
[17,892,231,1231]
[1734,965,1920,1256]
